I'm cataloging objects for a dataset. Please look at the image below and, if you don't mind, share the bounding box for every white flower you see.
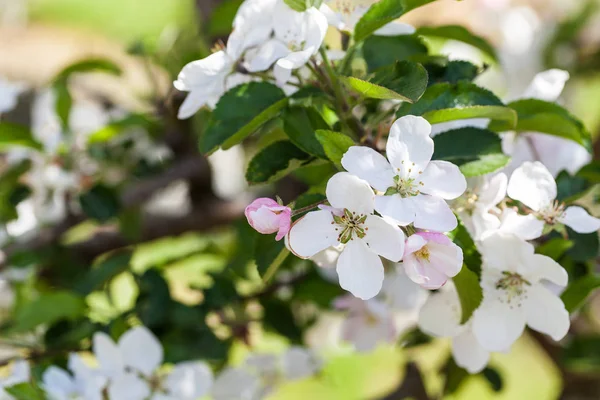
[507,161,600,234]
[0,78,25,115]
[151,362,214,400]
[402,232,463,289]
[472,233,570,352]
[502,69,591,177]
[341,115,467,232]
[334,295,397,352]
[245,0,328,86]
[42,355,106,400]
[288,172,405,300]
[418,285,490,373]
[212,367,261,400]
[0,360,29,400]
[380,268,428,311]
[319,0,415,36]
[480,207,544,241]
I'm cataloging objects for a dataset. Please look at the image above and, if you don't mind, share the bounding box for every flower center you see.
[453,190,479,215]
[414,246,430,261]
[538,200,566,224]
[332,0,359,16]
[332,208,367,244]
[495,271,530,306]
[384,175,423,197]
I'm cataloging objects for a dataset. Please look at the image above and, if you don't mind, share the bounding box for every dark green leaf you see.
[577,161,600,183]
[453,266,482,324]
[163,328,231,364]
[291,192,327,221]
[482,367,503,392]
[5,383,45,400]
[0,122,43,150]
[44,318,99,348]
[283,107,328,158]
[424,60,482,86]
[433,127,510,176]
[10,291,86,333]
[135,270,172,328]
[202,273,239,309]
[451,222,482,276]
[227,219,259,278]
[442,356,470,394]
[561,274,600,313]
[0,161,31,222]
[246,140,311,184]
[497,99,592,151]
[262,298,302,343]
[398,327,433,348]
[75,250,133,295]
[293,269,344,307]
[562,335,600,371]
[208,0,245,36]
[416,25,497,62]
[555,171,589,202]
[354,0,437,42]
[566,228,599,263]
[79,184,121,222]
[54,58,122,81]
[362,35,428,72]
[200,82,287,153]
[536,238,574,260]
[254,234,289,280]
[315,129,355,167]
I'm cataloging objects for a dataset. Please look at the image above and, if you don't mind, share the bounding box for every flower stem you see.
[291,200,328,216]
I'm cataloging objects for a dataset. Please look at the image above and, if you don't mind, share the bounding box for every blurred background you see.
[0,0,599,399]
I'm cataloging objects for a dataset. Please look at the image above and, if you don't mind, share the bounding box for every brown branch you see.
[379,362,431,400]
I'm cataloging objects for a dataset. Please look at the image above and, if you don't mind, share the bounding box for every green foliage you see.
[433,127,510,176]
[246,140,311,184]
[0,161,31,222]
[283,0,322,11]
[453,266,483,324]
[536,238,574,260]
[10,291,86,333]
[200,82,288,153]
[315,130,356,167]
[424,60,482,86]
[79,184,121,222]
[0,122,43,151]
[566,228,599,263]
[283,107,328,158]
[75,250,133,295]
[555,171,590,202]
[343,61,428,103]
[5,383,46,400]
[561,275,600,313]
[416,25,498,62]
[362,35,428,72]
[261,298,303,343]
[254,234,289,280]
[422,105,517,130]
[354,0,438,42]
[87,114,157,144]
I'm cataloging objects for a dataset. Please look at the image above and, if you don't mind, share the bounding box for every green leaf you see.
[495,99,592,151]
[75,250,133,295]
[283,0,307,11]
[482,367,504,392]
[11,291,86,333]
[354,0,437,42]
[416,25,497,62]
[200,82,287,154]
[555,171,589,202]
[207,0,244,36]
[136,270,172,328]
[561,275,600,313]
[54,58,122,81]
[55,80,73,131]
[577,161,600,182]
[246,140,311,184]
[0,161,31,222]
[261,298,303,343]
[453,266,482,324]
[87,114,156,144]
[254,234,289,280]
[5,383,45,400]
[433,127,510,176]
[397,81,504,118]
[422,105,517,131]
[0,122,43,150]
[424,59,482,86]
[451,222,482,276]
[342,61,428,103]
[79,184,121,222]
[282,107,328,158]
[566,228,599,263]
[315,130,355,167]
[536,238,574,260]
[362,35,428,72]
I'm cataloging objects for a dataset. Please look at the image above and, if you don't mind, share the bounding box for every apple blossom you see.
[212,367,261,400]
[507,162,600,234]
[418,285,491,373]
[402,232,463,289]
[341,115,467,232]
[380,268,428,311]
[244,0,328,86]
[472,232,570,352]
[480,207,544,241]
[245,198,292,240]
[0,78,25,115]
[0,360,30,399]
[42,355,106,400]
[288,172,405,300]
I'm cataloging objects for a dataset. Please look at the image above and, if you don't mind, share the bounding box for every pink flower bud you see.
[245,198,292,241]
[402,232,463,290]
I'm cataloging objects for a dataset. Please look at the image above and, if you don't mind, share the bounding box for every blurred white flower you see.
[0,78,25,115]
[0,360,30,400]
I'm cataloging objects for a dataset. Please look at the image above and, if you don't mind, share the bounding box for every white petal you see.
[382,268,428,310]
[326,172,374,215]
[211,368,260,400]
[403,256,449,289]
[507,161,556,211]
[373,22,416,36]
[521,69,569,102]
[174,51,230,91]
[177,91,212,119]
[245,39,290,72]
[531,133,592,177]
[164,362,213,399]
[93,332,124,378]
[282,347,321,380]
[108,373,151,400]
[476,173,508,209]
[559,206,600,234]
[404,234,427,256]
[452,330,490,374]
[342,314,395,352]
[472,299,525,352]
[364,215,405,262]
[413,195,457,232]
[524,284,569,341]
[524,254,568,287]
[118,326,163,376]
[304,7,329,50]
[336,240,384,300]
[288,210,338,258]
[42,366,75,396]
[319,3,344,29]
[417,289,462,337]
[375,195,417,226]
[428,241,463,278]
[419,160,467,200]
[274,47,314,85]
[497,208,544,240]
[478,232,534,272]
[387,116,433,178]
[341,146,395,192]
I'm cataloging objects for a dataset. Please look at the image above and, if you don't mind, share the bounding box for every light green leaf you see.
[54,58,122,81]
[536,238,574,260]
[11,291,86,333]
[416,25,498,62]
[246,140,311,184]
[200,82,287,153]
[561,275,600,313]
[496,99,593,151]
[5,383,45,400]
[283,0,307,11]
[422,105,517,130]
[0,122,43,150]
[453,266,482,324]
[362,35,428,72]
[87,114,155,144]
[433,127,510,176]
[55,81,72,131]
[354,0,437,42]
[315,130,356,167]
